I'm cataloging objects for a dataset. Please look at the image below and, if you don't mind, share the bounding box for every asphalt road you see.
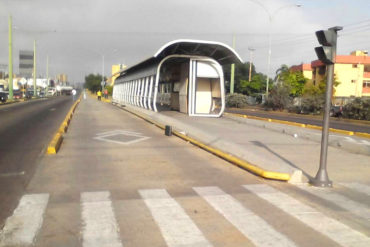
[0,96,75,226]
[226,108,370,133]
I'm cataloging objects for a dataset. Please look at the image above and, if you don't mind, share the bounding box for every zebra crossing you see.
[0,183,369,247]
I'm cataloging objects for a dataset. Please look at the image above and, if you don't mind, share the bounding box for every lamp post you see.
[230,34,236,94]
[248,47,255,82]
[33,40,37,97]
[8,15,13,100]
[82,48,118,90]
[250,1,301,97]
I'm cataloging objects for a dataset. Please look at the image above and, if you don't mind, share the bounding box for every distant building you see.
[108,64,127,85]
[19,50,33,78]
[290,63,313,80]
[56,74,68,84]
[291,50,370,100]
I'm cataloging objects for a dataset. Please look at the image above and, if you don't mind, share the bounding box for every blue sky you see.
[0,0,369,82]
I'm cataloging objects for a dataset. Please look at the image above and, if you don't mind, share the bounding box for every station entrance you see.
[157,56,224,117]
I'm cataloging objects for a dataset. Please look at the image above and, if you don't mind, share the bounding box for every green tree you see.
[239,73,268,96]
[223,62,271,95]
[84,74,106,93]
[275,64,306,97]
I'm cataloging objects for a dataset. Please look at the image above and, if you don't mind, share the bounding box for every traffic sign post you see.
[310,26,342,187]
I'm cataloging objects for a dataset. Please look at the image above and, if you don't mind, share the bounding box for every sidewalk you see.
[119,104,370,184]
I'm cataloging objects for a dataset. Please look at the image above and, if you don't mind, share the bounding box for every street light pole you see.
[230,34,236,94]
[266,20,272,97]
[249,1,301,98]
[102,54,105,90]
[46,55,49,95]
[8,15,13,100]
[248,47,255,82]
[33,40,37,97]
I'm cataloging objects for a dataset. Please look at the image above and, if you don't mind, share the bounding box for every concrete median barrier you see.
[46,94,82,155]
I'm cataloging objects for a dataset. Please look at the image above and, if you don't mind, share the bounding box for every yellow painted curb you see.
[173,130,290,181]
[47,94,82,154]
[329,128,354,136]
[354,132,370,138]
[305,124,322,130]
[47,133,63,154]
[122,107,290,181]
[227,112,369,139]
[271,119,306,128]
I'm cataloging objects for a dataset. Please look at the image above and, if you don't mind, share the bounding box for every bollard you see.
[165,125,172,136]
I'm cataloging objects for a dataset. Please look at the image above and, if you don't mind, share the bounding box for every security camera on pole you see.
[310,26,342,187]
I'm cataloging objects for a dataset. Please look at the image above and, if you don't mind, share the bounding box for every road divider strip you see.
[46,95,82,154]
[225,112,366,138]
[119,105,290,182]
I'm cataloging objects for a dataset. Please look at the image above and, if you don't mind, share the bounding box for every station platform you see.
[118,104,370,184]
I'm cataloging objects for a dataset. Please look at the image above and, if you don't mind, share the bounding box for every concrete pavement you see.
[1,96,369,246]
[118,104,370,184]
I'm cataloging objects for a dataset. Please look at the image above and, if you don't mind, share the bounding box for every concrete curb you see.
[113,103,293,182]
[47,133,63,154]
[225,112,369,139]
[46,95,82,155]
[224,113,370,156]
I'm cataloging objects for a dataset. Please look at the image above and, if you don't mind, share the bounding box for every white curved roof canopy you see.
[116,39,243,82]
[154,39,243,64]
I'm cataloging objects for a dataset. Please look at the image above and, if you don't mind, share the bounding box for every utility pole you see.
[248,47,255,82]
[102,55,105,90]
[8,15,13,100]
[46,55,49,96]
[33,40,37,97]
[311,26,343,187]
[230,34,236,94]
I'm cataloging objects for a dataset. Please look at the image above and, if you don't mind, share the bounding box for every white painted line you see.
[194,186,297,247]
[139,189,212,247]
[340,182,370,197]
[81,191,122,247]
[94,130,150,145]
[0,193,49,246]
[298,184,370,220]
[243,184,370,247]
[0,171,25,177]
[94,134,150,145]
[96,130,141,136]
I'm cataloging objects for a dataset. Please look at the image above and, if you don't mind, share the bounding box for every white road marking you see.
[340,182,370,197]
[94,130,150,145]
[360,140,370,145]
[96,130,141,136]
[0,171,25,177]
[0,193,49,246]
[139,189,212,247]
[81,191,122,247]
[298,184,370,220]
[194,186,297,247]
[244,184,370,247]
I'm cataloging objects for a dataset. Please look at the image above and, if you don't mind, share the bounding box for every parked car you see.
[13,90,22,99]
[330,105,343,117]
[25,90,34,99]
[0,91,7,103]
